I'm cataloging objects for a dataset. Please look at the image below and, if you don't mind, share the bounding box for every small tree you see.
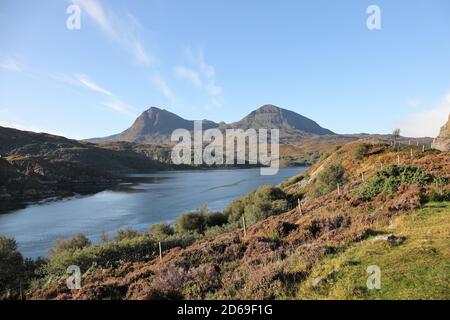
[114,228,140,241]
[314,163,345,195]
[0,236,24,299]
[355,143,370,160]
[174,212,206,234]
[149,222,174,238]
[49,233,91,257]
[224,185,290,225]
[204,212,228,228]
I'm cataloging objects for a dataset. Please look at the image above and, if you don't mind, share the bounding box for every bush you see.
[204,212,228,228]
[355,165,434,201]
[49,233,91,257]
[314,163,345,196]
[0,236,24,299]
[204,221,240,237]
[354,144,370,160]
[149,223,174,238]
[114,228,140,242]
[428,189,450,202]
[174,212,206,234]
[44,233,197,277]
[224,185,291,225]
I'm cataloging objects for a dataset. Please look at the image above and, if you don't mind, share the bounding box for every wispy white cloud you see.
[74,73,114,97]
[50,72,136,117]
[151,73,177,104]
[102,99,137,117]
[50,72,114,96]
[396,92,450,137]
[71,0,154,66]
[174,66,201,88]
[0,56,43,81]
[175,48,224,107]
[130,36,155,66]
[0,57,24,72]
[72,0,115,37]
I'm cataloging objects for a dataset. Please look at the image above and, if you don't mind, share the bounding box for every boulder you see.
[432,114,450,151]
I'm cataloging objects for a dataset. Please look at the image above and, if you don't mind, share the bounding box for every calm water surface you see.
[0,167,306,258]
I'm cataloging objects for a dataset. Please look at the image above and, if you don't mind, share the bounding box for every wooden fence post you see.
[337,183,341,196]
[297,199,303,215]
[242,216,247,237]
[159,242,162,261]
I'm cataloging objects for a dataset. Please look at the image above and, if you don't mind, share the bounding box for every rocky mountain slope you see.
[87,105,434,149]
[432,114,450,151]
[30,142,450,300]
[88,107,219,144]
[227,104,334,136]
[88,105,335,144]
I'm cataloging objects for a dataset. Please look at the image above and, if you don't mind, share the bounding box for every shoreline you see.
[1,164,308,215]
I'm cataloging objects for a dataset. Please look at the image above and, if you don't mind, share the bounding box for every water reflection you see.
[0,167,306,258]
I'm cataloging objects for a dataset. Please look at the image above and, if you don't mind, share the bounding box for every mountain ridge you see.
[87,104,335,144]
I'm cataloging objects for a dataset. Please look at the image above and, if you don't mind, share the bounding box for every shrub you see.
[49,233,91,257]
[174,212,206,234]
[355,165,434,201]
[428,189,450,202]
[149,223,174,238]
[0,236,24,299]
[204,221,240,237]
[44,233,197,277]
[314,163,345,196]
[354,144,370,160]
[224,185,291,225]
[114,228,140,242]
[204,212,228,228]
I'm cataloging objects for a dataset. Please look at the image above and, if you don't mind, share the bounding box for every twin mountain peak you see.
[89,105,334,144]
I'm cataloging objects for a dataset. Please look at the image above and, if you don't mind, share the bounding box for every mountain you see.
[88,107,218,144]
[227,104,334,135]
[432,114,450,151]
[87,105,334,144]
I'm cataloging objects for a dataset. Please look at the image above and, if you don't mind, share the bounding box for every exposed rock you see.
[87,105,335,144]
[312,277,323,288]
[372,234,404,245]
[432,114,450,151]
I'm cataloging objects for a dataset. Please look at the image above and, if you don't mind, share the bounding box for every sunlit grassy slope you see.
[298,202,450,300]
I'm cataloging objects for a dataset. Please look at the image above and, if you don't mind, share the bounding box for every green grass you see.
[297,202,450,300]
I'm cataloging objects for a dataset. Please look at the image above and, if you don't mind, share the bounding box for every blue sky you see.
[0,0,449,139]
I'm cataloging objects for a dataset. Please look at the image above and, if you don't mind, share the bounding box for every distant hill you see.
[0,126,174,211]
[0,126,168,173]
[87,105,335,144]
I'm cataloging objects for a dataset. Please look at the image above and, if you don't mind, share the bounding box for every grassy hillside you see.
[20,142,448,300]
[298,202,450,299]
